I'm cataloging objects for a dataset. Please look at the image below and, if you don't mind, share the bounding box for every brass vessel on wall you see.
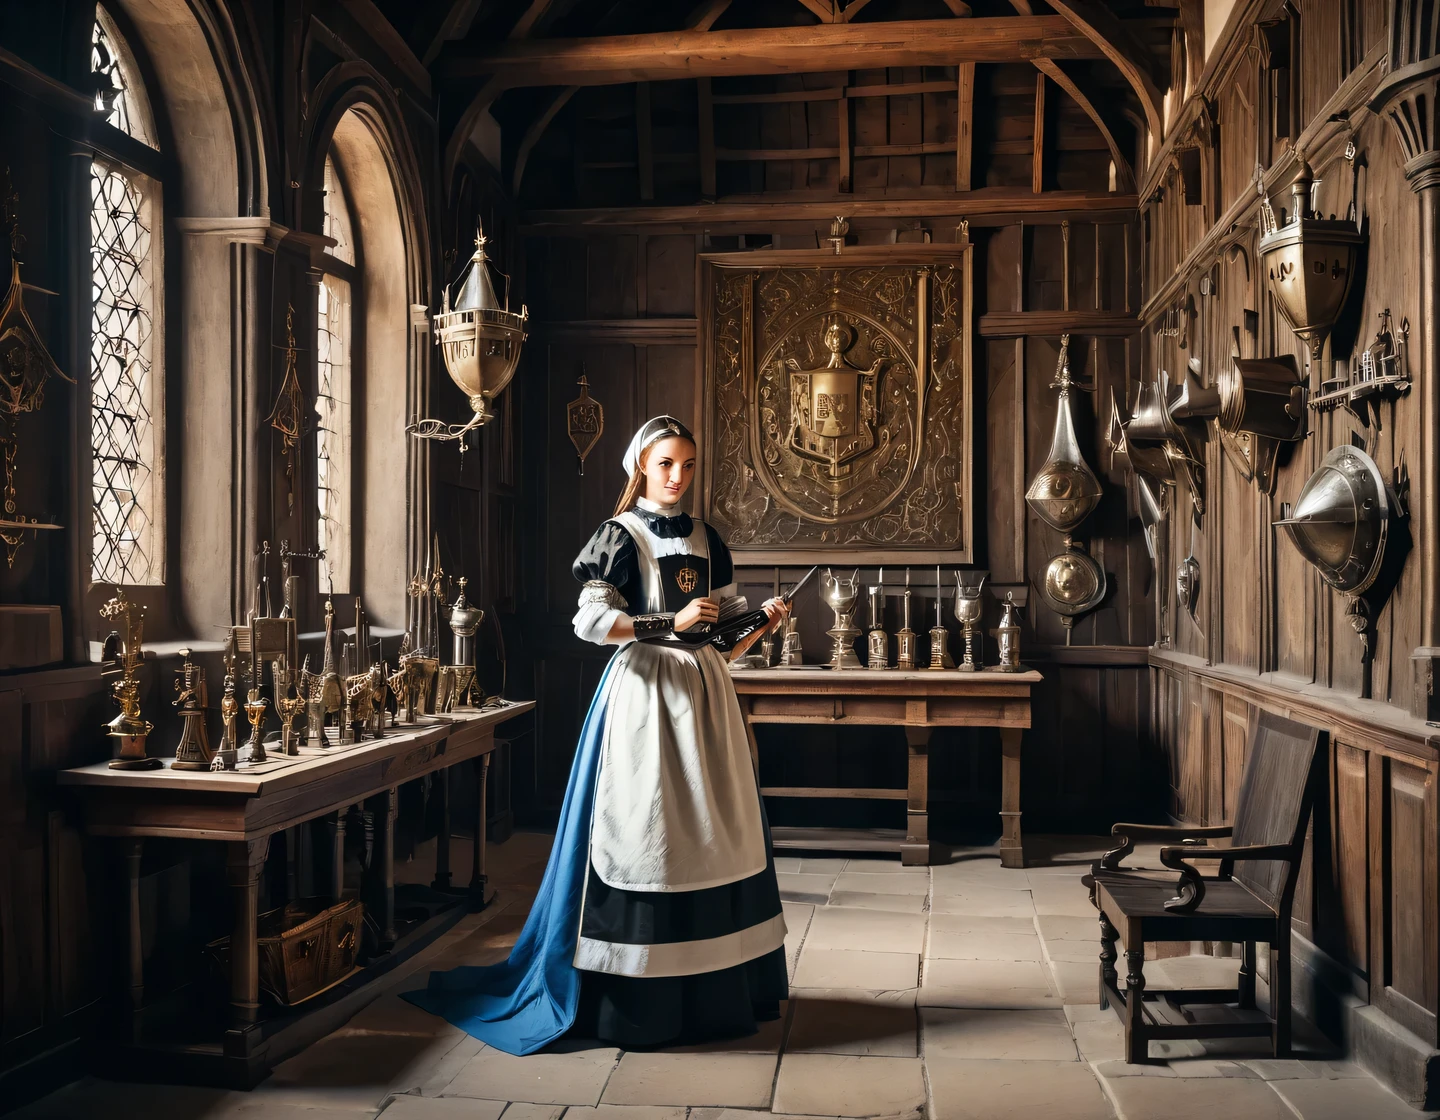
[1025,336,1101,534]
[1257,158,1364,361]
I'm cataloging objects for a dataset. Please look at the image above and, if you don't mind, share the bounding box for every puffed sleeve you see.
[571,521,641,645]
[704,523,748,618]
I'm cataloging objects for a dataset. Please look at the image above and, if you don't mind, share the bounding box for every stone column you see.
[1371,3,1440,720]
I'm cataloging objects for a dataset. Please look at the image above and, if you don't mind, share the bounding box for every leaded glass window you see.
[316,156,355,594]
[90,8,162,587]
[91,6,156,149]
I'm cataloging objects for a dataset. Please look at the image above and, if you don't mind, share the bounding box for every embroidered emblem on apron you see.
[675,566,699,594]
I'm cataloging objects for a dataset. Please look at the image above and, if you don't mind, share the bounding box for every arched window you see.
[89,5,163,586]
[317,154,355,594]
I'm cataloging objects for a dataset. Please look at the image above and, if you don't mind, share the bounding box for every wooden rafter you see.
[956,62,974,191]
[1045,0,1165,142]
[684,0,732,31]
[512,87,578,195]
[446,0,562,188]
[840,0,878,19]
[794,0,839,22]
[939,0,973,13]
[422,0,483,66]
[439,18,1105,84]
[1032,70,1047,193]
[1033,59,1136,192]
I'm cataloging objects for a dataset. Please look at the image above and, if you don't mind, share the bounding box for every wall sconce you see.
[1258,155,1364,361]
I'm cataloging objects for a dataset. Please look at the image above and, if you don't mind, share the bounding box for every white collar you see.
[636,496,682,515]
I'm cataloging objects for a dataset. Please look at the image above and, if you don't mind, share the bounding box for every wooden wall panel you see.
[1380,758,1436,1034]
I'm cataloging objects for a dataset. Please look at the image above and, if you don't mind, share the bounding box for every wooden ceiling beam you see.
[939,0,973,14]
[685,0,733,32]
[1033,58,1135,192]
[421,0,484,66]
[438,18,1106,84]
[1044,0,1165,142]
[794,0,839,22]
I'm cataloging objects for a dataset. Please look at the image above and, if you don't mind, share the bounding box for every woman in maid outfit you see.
[405,415,792,1052]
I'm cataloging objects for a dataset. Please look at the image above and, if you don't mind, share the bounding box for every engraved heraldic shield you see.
[786,319,880,485]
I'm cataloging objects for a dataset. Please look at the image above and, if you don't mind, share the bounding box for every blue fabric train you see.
[400,659,617,1056]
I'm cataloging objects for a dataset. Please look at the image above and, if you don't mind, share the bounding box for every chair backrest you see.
[1230,710,1327,912]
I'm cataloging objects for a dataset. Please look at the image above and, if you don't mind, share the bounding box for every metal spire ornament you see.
[1025,335,1101,533]
[0,167,69,566]
[410,223,528,451]
[265,304,305,513]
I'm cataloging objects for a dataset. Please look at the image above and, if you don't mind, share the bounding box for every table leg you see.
[902,726,933,866]
[470,753,490,903]
[999,727,1025,868]
[124,839,143,1032]
[379,787,397,949]
[225,836,271,1026]
[740,697,760,773]
[329,807,348,901]
[432,765,452,890]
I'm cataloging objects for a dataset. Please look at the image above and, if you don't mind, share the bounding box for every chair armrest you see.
[1098,822,1234,871]
[1158,843,1296,913]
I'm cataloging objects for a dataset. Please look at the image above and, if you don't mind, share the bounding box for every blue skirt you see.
[403,658,787,1054]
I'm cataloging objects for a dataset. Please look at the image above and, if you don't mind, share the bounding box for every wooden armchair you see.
[1091,711,1326,1063]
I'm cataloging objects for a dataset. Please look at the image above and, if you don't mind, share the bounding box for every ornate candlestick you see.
[778,617,803,667]
[895,570,918,670]
[867,568,889,670]
[821,568,864,670]
[170,649,214,771]
[274,659,304,756]
[928,564,955,670]
[213,634,240,770]
[99,589,160,770]
[954,572,988,672]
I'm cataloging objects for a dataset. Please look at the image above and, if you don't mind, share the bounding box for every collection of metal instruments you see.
[98,535,496,772]
[733,566,1023,673]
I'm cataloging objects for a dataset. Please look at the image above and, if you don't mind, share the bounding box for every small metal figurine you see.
[212,633,240,771]
[895,569,918,670]
[274,658,305,756]
[994,592,1023,673]
[954,572,988,672]
[928,564,955,670]
[448,577,484,701]
[367,662,388,736]
[820,568,864,670]
[242,685,268,765]
[866,569,889,670]
[100,589,160,770]
[170,649,214,770]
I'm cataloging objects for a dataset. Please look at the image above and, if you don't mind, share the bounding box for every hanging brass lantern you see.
[1257,157,1364,361]
[1026,336,1102,533]
[411,223,528,443]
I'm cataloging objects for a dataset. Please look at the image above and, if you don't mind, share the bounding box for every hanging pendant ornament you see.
[566,371,604,476]
[410,223,529,452]
[1025,334,1101,533]
[0,168,69,567]
[265,303,306,514]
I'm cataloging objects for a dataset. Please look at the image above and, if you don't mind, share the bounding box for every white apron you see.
[587,512,767,893]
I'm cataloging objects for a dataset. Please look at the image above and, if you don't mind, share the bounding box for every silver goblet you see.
[821,569,863,670]
[954,571,988,672]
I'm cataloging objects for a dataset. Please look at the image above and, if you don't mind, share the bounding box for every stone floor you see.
[14,833,1436,1120]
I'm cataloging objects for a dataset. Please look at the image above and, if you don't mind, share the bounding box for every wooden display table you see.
[730,668,1041,867]
[58,700,533,1085]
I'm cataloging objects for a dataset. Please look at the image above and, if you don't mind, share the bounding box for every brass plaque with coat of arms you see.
[699,246,973,563]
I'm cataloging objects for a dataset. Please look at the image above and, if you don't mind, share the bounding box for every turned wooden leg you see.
[902,726,933,866]
[225,837,271,1026]
[999,727,1024,868]
[379,787,397,948]
[470,753,491,902]
[124,840,144,1031]
[329,808,348,901]
[432,766,452,890]
[1124,943,1147,1064]
[1238,940,1257,1010]
[1099,910,1119,1011]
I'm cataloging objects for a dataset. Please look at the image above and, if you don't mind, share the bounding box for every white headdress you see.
[621,415,694,476]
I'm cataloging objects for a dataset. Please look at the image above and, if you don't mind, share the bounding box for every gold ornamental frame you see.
[697,244,973,565]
